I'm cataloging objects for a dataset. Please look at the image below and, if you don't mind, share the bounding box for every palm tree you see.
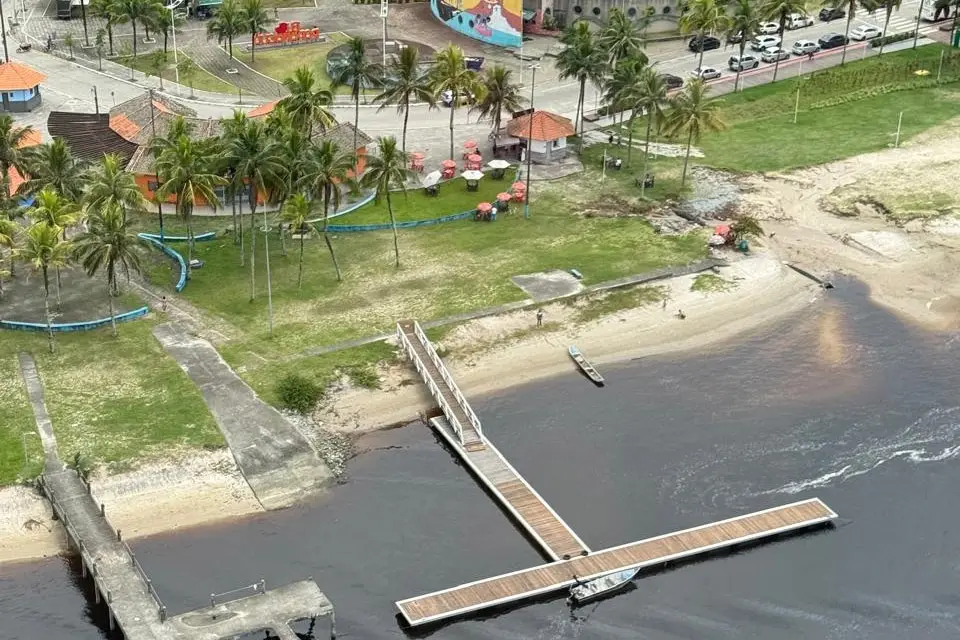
[876,0,902,54]
[28,187,80,311]
[471,64,525,141]
[241,0,269,62]
[302,139,353,281]
[155,7,184,55]
[17,222,72,353]
[20,138,85,200]
[0,115,34,200]
[155,136,224,275]
[178,57,199,98]
[727,0,761,91]
[631,68,669,197]
[0,217,17,295]
[361,136,411,268]
[599,7,646,67]
[662,79,726,189]
[72,204,142,337]
[555,23,604,150]
[759,0,813,81]
[680,0,730,71]
[109,0,151,59]
[279,67,336,135]
[140,0,163,43]
[206,0,244,59]
[838,0,869,64]
[431,44,485,160]
[222,118,286,302]
[280,193,312,289]
[604,55,648,149]
[331,36,383,151]
[78,0,91,48]
[374,46,436,153]
[83,153,149,220]
[91,0,116,56]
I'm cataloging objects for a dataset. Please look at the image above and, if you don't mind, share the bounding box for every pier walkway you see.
[395,322,839,627]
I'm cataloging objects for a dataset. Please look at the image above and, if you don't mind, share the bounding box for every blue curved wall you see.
[431,0,522,48]
[0,306,150,332]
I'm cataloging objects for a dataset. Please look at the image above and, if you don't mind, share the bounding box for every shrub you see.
[276,373,323,414]
[869,31,916,48]
[345,364,380,389]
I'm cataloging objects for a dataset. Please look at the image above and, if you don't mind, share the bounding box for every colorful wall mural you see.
[431,0,523,48]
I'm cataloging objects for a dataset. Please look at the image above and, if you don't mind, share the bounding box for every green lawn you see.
[332,172,518,225]
[0,321,224,477]
[248,34,351,90]
[117,51,239,95]
[0,352,43,485]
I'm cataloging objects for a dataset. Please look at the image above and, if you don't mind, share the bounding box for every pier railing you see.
[410,321,483,440]
[397,323,466,444]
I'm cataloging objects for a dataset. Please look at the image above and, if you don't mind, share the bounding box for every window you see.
[592,6,601,15]
[214,186,227,202]
[552,139,561,148]
[627,6,637,16]
[544,7,551,14]
[573,5,582,13]
[147,180,159,191]
[663,5,671,13]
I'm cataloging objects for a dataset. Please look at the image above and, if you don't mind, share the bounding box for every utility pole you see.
[380,0,387,67]
[523,63,539,219]
[0,0,10,63]
[91,86,99,114]
[148,89,165,242]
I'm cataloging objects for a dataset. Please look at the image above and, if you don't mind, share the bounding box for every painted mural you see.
[431,0,523,48]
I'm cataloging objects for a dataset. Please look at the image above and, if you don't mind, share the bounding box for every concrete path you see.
[18,353,63,471]
[153,323,332,509]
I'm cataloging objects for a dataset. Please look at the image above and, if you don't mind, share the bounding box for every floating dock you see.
[396,320,840,628]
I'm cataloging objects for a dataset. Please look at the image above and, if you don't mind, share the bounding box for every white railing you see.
[397,324,465,444]
[411,321,484,440]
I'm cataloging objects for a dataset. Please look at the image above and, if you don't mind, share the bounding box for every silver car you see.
[690,66,722,80]
[761,47,791,62]
[792,39,820,55]
[751,35,782,51]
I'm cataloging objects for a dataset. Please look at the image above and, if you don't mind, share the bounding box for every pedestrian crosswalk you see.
[856,3,948,37]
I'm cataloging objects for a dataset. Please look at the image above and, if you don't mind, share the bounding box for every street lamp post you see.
[165,0,184,95]
[523,63,540,219]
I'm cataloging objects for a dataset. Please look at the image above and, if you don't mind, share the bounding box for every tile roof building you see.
[505,110,575,164]
[0,62,46,112]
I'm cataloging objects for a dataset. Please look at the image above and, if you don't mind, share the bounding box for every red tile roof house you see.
[0,62,46,112]
[505,110,576,164]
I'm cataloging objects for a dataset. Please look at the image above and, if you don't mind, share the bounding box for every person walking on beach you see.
[161,296,167,312]
[662,298,667,311]
[536,309,544,327]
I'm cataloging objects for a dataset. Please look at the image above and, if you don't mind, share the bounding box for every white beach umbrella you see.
[487,159,511,170]
[461,170,485,181]
[421,170,443,188]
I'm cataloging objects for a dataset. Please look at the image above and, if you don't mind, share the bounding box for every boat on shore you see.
[567,568,640,605]
[568,345,605,386]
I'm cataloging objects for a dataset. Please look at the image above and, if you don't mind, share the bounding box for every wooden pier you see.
[396,321,840,627]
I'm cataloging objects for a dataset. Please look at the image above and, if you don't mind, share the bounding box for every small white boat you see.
[568,345,605,386]
[567,568,639,605]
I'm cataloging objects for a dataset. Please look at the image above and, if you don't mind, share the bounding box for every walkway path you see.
[153,322,333,509]
[18,353,63,470]
[188,43,283,101]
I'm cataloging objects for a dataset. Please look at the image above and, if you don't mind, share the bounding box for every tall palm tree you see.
[302,139,353,281]
[0,115,34,200]
[599,7,646,68]
[662,79,726,189]
[280,193,312,289]
[20,138,85,200]
[555,23,604,150]
[222,118,285,302]
[361,136,411,268]
[0,217,18,295]
[604,57,646,163]
[374,46,436,153]
[241,0,269,62]
[838,0,870,64]
[83,153,149,220]
[140,0,164,43]
[265,107,309,257]
[206,0,244,59]
[91,0,116,56]
[109,0,151,59]
[680,0,730,71]
[632,69,669,197]
[759,0,813,81]
[155,7,184,55]
[219,111,248,261]
[279,67,336,135]
[727,0,761,91]
[155,136,224,275]
[331,36,383,151]
[72,204,142,337]
[876,0,902,54]
[430,44,485,160]
[27,188,78,309]
[471,64,525,141]
[17,222,72,353]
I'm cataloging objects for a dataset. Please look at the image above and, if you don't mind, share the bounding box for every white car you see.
[751,34,782,50]
[850,24,883,40]
[792,39,820,55]
[758,21,781,34]
[690,66,722,80]
[787,13,815,29]
[761,47,791,62]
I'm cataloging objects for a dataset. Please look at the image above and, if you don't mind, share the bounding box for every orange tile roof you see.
[152,99,172,114]
[505,110,575,142]
[0,62,46,91]
[248,100,278,118]
[8,129,41,195]
[109,113,141,142]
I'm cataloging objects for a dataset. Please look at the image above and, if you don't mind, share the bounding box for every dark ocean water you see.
[3,279,960,639]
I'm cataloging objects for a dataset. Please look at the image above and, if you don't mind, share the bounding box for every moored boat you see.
[568,345,605,386]
[567,568,639,605]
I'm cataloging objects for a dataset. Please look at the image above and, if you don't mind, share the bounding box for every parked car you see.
[727,30,744,44]
[818,32,849,49]
[688,35,721,52]
[850,24,882,40]
[758,21,780,34]
[690,66,722,80]
[787,13,815,29]
[761,47,790,62]
[658,73,684,89]
[819,6,846,21]
[792,39,820,55]
[728,53,760,71]
[751,34,781,50]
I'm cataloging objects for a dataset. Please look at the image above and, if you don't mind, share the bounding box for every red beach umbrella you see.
[441,159,457,168]
[477,202,492,212]
[496,192,512,202]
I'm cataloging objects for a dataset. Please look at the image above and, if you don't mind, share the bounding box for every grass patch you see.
[691,273,735,293]
[0,321,224,476]
[0,353,44,485]
[116,51,238,95]
[248,34,351,91]
[579,144,686,205]
[570,285,667,324]
[332,172,517,225]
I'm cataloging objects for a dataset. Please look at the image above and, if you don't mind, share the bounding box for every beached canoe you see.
[568,345,605,386]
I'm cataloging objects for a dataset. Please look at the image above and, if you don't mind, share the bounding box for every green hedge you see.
[869,31,916,48]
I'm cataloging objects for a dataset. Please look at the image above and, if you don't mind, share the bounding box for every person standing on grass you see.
[536,309,544,327]
[161,296,167,312]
